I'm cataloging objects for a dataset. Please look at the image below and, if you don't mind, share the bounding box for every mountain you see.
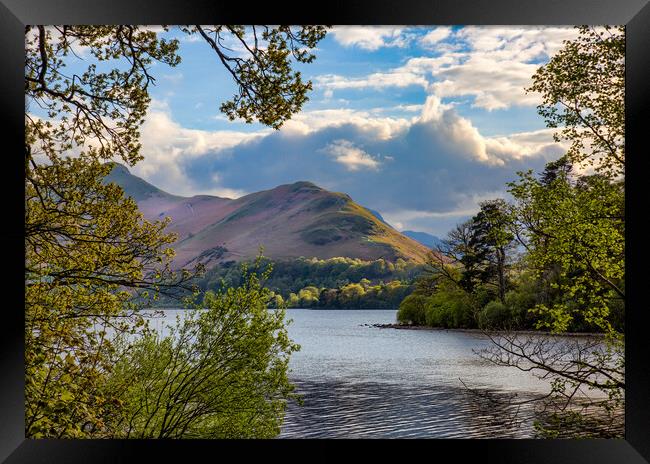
[104,163,182,203]
[401,230,445,250]
[106,164,433,269]
[365,208,391,226]
[363,210,445,251]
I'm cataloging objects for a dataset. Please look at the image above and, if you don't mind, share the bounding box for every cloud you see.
[329,26,412,50]
[281,108,411,141]
[160,73,184,84]
[318,26,580,110]
[132,100,269,197]
[316,71,429,92]
[419,26,454,47]
[135,94,563,236]
[320,140,382,171]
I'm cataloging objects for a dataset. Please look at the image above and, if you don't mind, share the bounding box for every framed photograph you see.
[3,0,649,461]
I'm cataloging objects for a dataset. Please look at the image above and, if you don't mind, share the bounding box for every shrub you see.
[424,286,475,329]
[397,294,429,325]
[478,300,511,329]
[104,269,299,438]
[504,289,537,328]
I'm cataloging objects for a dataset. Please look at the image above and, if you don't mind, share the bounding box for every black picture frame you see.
[2,1,649,462]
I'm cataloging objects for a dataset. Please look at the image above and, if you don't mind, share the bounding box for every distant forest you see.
[155,256,427,309]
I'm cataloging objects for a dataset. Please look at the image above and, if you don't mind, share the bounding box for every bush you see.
[397,294,429,325]
[424,285,475,329]
[103,269,299,438]
[478,300,511,329]
[425,301,453,328]
[504,289,537,328]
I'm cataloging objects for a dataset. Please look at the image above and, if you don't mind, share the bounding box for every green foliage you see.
[397,294,429,325]
[527,26,624,178]
[503,285,537,328]
[25,158,187,438]
[26,26,181,165]
[195,256,423,309]
[508,168,624,333]
[298,286,320,306]
[477,301,510,330]
[183,26,328,129]
[25,25,326,438]
[425,285,475,329]
[103,265,299,438]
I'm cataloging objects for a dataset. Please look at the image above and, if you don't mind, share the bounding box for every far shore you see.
[368,323,606,338]
[140,308,607,338]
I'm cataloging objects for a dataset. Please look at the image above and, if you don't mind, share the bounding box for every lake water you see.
[145,308,603,438]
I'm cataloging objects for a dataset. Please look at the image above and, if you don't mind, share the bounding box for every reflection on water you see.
[284,309,551,393]
[280,379,538,438]
[279,309,547,438]
[146,308,606,438]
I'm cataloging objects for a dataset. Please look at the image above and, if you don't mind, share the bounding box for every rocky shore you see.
[365,323,605,337]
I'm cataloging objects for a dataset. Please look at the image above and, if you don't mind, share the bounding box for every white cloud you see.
[485,128,567,162]
[320,139,382,171]
[316,70,429,92]
[394,104,424,113]
[416,95,500,165]
[316,26,580,110]
[419,26,453,47]
[132,100,270,196]
[136,94,562,199]
[329,26,412,50]
[456,26,578,60]
[281,108,411,141]
[429,58,542,110]
[161,73,184,84]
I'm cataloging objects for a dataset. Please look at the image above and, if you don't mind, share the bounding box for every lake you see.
[146,308,602,438]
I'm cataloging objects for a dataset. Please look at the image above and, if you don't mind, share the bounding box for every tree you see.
[397,294,429,325]
[415,200,516,322]
[25,25,327,437]
[298,286,320,306]
[418,221,475,294]
[527,26,624,179]
[478,26,625,437]
[467,199,516,304]
[508,167,624,334]
[184,26,327,129]
[25,158,193,437]
[102,266,299,438]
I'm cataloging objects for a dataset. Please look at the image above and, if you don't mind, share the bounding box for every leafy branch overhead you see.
[25,25,328,170]
[186,25,327,129]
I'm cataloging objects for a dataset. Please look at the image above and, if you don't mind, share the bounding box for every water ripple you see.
[280,379,539,439]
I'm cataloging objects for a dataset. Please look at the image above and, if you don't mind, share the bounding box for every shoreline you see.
[369,323,606,338]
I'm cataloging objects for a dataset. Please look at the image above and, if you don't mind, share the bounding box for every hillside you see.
[106,164,433,269]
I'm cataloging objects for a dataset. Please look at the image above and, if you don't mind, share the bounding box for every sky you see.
[64,26,582,237]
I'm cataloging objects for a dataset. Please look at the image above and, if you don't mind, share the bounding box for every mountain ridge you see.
[105,164,434,268]
[401,230,445,250]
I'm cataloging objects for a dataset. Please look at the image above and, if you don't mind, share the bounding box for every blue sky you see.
[55,26,581,237]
